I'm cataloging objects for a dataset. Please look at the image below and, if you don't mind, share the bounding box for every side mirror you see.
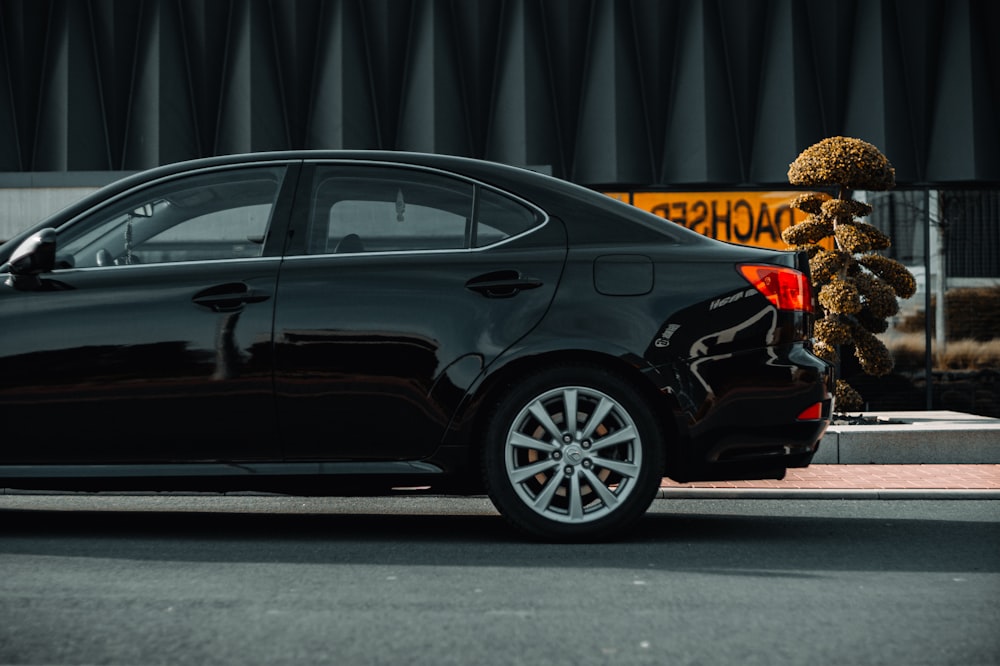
[2,228,57,287]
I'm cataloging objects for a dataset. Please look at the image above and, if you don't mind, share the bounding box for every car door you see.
[0,163,297,464]
[273,162,566,460]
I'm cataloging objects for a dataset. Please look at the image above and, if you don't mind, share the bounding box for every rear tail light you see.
[796,402,823,421]
[739,264,814,313]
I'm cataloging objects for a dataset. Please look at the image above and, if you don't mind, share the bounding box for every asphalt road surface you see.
[1,495,997,666]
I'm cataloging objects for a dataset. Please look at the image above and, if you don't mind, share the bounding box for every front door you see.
[0,164,293,464]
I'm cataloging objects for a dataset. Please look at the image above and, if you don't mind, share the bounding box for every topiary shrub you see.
[784,137,917,412]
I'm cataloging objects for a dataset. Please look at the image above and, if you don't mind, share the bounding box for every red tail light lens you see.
[796,402,823,421]
[739,264,813,313]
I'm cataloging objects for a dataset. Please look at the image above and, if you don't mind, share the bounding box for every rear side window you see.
[305,165,541,254]
[474,187,538,247]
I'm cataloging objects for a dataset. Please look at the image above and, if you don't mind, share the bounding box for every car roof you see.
[2,150,719,256]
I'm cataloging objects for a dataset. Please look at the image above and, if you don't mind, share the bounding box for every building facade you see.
[1,0,998,413]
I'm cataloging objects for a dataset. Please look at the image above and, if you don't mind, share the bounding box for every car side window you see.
[306,166,542,254]
[308,166,471,254]
[473,187,540,247]
[57,166,285,268]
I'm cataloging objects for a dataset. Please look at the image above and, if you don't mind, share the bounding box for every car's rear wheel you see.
[483,365,665,541]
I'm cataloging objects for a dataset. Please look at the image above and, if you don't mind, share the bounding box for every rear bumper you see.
[671,418,830,482]
[658,342,835,483]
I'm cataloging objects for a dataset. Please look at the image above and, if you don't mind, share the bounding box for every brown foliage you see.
[785,137,917,412]
[788,136,896,191]
[835,380,864,411]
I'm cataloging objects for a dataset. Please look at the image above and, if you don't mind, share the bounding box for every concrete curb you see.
[655,488,1000,500]
[811,410,1000,464]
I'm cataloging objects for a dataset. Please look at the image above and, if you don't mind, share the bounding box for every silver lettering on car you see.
[709,288,757,311]
[654,323,681,348]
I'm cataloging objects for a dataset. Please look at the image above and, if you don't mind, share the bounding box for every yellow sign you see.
[605,191,813,250]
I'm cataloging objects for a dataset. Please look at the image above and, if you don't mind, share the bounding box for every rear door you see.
[273,162,566,460]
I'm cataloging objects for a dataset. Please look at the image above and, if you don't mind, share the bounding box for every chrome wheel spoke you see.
[532,472,564,511]
[581,467,620,508]
[510,458,559,484]
[567,471,584,521]
[563,388,579,432]
[589,425,636,452]
[527,402,562,440]
[580,397,614,440]
[592,456,640,480]
[509,431,559,453]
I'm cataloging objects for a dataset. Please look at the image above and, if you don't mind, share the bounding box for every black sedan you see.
[0,151,834,540]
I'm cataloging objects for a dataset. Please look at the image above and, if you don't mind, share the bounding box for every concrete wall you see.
[1,1,998,186]
[0,187,98,241]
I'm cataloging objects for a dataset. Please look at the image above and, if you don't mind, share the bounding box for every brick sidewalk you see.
[661,464,1000,490]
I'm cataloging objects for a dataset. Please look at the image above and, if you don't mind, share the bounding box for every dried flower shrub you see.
[819,275,862,314]
[834,222,891,253]
[820,199,873,219]
[813,341,839,364]
[790,192,832,215]
[788,136,896,191]
[782,217,833,245]
[856,253,917,299]
[851,323,894,376]
[785,137,917,412]
[809,249,849,283]
[853,272,899,319]
[835,380,863,411]
[814,319,852,345]
[854,307,890,334]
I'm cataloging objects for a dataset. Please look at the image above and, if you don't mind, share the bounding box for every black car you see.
[0,151,833,540]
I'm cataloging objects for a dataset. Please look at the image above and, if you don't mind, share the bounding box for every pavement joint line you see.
[656,488,1000,500]
[6,488,998,501]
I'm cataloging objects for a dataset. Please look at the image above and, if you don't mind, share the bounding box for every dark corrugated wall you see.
[1,0,998,187]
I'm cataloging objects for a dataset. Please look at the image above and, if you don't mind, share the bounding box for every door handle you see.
[465,270,543,298]
[192,283,270,312]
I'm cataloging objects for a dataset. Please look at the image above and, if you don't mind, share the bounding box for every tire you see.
[482,365,665,542]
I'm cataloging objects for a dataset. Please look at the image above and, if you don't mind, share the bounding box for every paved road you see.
[1,495,997,666]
